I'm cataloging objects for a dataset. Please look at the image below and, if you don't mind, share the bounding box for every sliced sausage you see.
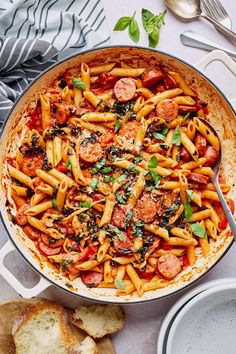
[163,74,177,90]
[134,195,157,223]
[114,78,136,102]
[41,233,64,248]
[21,157,43,177]
[178,105,197,114]
[113,232,133,254]
[195,134,207,157]
[203,146,219,167]
[142,68,164,87]
[157,253,181,279]
[81,271,103,287]
[180,147,191,162]
[15,204,30,226]
[38,242,61,256]
[79,142,103,164]
[119,121,140,142]
[112,205,131,229]
[54,103,71,125]
[156,99,178,123]
[22,225,41,240]
[98,72,117,90]
[188,172,209,184]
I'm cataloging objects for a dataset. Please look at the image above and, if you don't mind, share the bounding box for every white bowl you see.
[166,282,236,354]
[157,278,236,354]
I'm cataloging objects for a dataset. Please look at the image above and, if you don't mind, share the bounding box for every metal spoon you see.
[180,30,236,59]
[164,0,236,46]
[197,117,236,237]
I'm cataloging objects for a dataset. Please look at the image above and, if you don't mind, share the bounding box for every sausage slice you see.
[79,142,103,163]
[157,253,181,279]
[195,134,207,157]
[156,99,178,122]
[119,121,140,142]
[15,204,30,226]
[114,78,136,102]
[203,146,219,167]
[81,271,103,287]
[134,195,157,223]
[142,69,164,87]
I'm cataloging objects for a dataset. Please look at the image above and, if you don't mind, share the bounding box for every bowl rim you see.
[166,281,236,354]
[0,45,235,303]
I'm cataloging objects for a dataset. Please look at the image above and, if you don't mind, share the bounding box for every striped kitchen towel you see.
[0,0,110,124]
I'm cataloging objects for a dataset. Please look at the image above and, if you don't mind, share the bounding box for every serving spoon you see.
[197,117,236,237]
[164,0,236,46]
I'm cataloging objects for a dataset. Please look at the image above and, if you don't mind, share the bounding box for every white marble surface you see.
[0,1,236,353]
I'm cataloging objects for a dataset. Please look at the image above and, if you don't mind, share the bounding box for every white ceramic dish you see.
[157,277,236,354]
[166,282,236,354]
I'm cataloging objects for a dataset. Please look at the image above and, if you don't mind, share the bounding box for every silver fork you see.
[201,0,232,30]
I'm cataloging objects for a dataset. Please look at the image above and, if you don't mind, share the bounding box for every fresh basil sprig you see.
[114,11,140,43]
[172,126,181,146]
[142,9,166,48]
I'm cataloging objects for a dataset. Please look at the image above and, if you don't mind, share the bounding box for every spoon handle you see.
[212,177,236,238]
[180,31,236,59]
[201,14,236,46]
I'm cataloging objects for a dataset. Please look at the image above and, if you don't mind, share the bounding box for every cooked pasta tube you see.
[48,169,75,187]
[170,227,191,239]
[90,63,115,76]
[151,248,185,257]
[186,121,196,141]
[67,147,86,184]
[111,256,135,265]
[52,136,62,167]
[140,161,171,177]
[56,179,68,210]
[193,167,214,177]
[192,191,202,207]
[24,200,53,216]
[31,193,47,206]
[97,239,110,262]
[115,265,126,281]
[45,139,53,167]
[10,185,28,197]
[40,94,51,129]
[181,158,206,170]
[173,95,196,105]
[80,112,116,122]
[143,279,168,292]
[83,91,100,108]
[179,173,188,204]
[81,62,90,90]
[204,201,220,231]
[187,208,212,222]
[159,181,179,190]
[112,159,145,174]
[79,120,107,134]
[168,71,195,96]
[136,103,155,121]
[127,172,145,207]
[165,237,197,247]
[205,183,230,193]
[99,193,116,227]
[205,218,217,239]
[36,169,59,187]
[73,87,82,106]
[199,237,210,257]
[193,118,220,151]
[110,68,145,77]
[144,223,169,240]
[136,87,155,99]
[133,96,145,113]
[180,131,198,161]
[133,118,148,154]
[126,264,144,297]
[8,164,33,189]
[169,204,184,224]
[168,116,183,129]
[11,191,26,207]
[104,260,112,283]
[75,255,111,270]
[187,246,196,266]
[145,88,182,106]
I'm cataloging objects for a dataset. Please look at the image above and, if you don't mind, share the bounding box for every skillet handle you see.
[0,240,50,298]
[195,49,236,76]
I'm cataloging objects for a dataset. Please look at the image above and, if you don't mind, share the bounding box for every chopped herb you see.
[153,128,168,141]
[148,155,158,169]
[142,9,167,48]
[91,159,106,174]
[117,173,127,183]
[125,211,133,228]
[184,202,192,221]
[66,159,72,171]
[90,178,99,190]
[115,120,123,132]
[52,184,59,210]
[80,201,91,208]
[114,278,126,290]
[172,126,181,146]
[115,192,127,205]
[183,112,191,122]
[190,223,207,238]
[186,189,194,200]
[113,226,124,241]
[132,220,144,237]
[100,166,112,174]
[134,155,143,164]
[72,78,86,90]
[103,176,114,183]
[61,259,74,271]
[127,164,140,175]
[149,170,160,190]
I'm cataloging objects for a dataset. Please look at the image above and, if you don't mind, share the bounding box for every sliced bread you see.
[71,305,125,338]
[12,301,77,354]
[70,336,98,354]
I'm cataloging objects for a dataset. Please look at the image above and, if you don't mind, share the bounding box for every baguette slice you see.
[12,301,77,354]
[71,305,125,338]
[70,336,98,354]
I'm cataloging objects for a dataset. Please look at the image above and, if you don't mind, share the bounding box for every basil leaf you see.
[103,176,114,183]
[113,226,124,241]
[142,8,155,33]
[184,202,192,221]
[172,126,181,146]
[65,159,72,171]
[72,78,86,90]
[128,16,140,43]
[114,278,126,290]
[153,132,165,141]
[183,112,191,122]
[149,170,160,190]
[52,184,59,210]
[115,192,127,205]
[117,173,127,184]
[91,159,106,174]
[190,223,208,238]
[90,178,99,190]
[115,120,122,132]
[125,211,133,228]
[148,29,159,48]
[113,16,131,31]
[186,189,194,200]
[132,220,144,237]
[148,155,158,169]
[80,201,91,208]
[134,155,143,164]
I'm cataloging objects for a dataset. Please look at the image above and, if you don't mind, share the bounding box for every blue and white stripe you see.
[0,0,110,123]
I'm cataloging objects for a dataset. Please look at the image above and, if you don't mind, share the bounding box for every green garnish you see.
[114,278,126,290]
[72,78,86,90]
[190,223,208,238]
[52,184,59,210]
[115,192,127,205]
[184,189,194,221]
[90,178,99,190]
[142,9,166,48]
[172,126,181,146]
[91,159,106,174]
[148,155,158,169]
[100,167,112,174]
[66,159,72,171]
[125,211,133,228]
[113,226,124,241]
[183,112,191,122]
[103,176,114,183]
[153,128,169,141]
[80,201,91,208]
[115,120,123,132]
[114,11,140,44]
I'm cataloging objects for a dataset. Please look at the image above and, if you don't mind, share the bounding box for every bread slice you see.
[71,305,125,338]
[70,336,98,354]
[12,301,77,354]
